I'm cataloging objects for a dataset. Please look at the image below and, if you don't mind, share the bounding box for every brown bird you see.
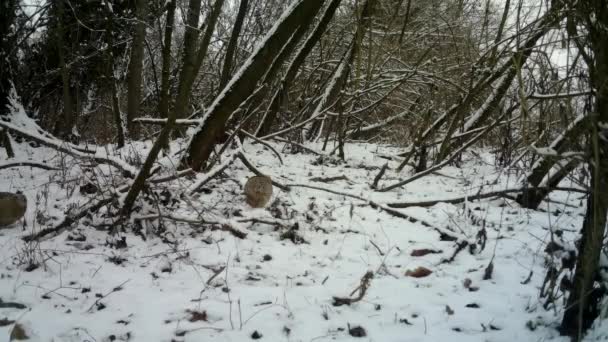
[244,175,273,208]
[0,192,27,227]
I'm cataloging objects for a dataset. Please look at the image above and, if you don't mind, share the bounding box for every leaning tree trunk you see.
[224,1,325,136]
[520,159,580,210]
[182,0,328,171]
[517,115,589,209]
[255,0,342,137]
[560,0,608,338]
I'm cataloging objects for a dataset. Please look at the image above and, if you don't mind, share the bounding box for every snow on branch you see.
[0,120,138,177]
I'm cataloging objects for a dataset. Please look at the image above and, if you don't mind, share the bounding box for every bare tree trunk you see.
[110,77,125,148]
[488,0,510,66]
[173,0,225,122]
[172,0,203,121]
[223,0,327,140]
[56,0,75,140]
[517,115,589,209]
[120,0,224,217]
[182,0,328,171]
[0,129,14,158]
[104,2,125,147]
[255,0,342,137]
[305,0,377,141]
[158,0,176,119]
[561,1,608,338]
[126,0,148,135]
[518,159,580,210]
[397,0,412,45]
[219,0,249,91]
[0,0,16,158]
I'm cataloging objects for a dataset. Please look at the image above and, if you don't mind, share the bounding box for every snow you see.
[0,136,601,341]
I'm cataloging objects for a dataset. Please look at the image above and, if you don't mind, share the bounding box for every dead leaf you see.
[410,249,441,257]
[463,278,472,288]
[405,267,432,278]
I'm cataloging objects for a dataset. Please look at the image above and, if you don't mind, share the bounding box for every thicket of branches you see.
[1,0,607,339]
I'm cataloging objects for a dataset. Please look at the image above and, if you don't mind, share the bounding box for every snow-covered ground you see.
[0,139,602,341]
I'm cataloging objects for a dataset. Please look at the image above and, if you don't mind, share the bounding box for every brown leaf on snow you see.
[463,278,472,288]
[410,249,441,257]
[405,267,432,278]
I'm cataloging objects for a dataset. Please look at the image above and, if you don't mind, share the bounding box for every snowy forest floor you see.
[0,140,606,341]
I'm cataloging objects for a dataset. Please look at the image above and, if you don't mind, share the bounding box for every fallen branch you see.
[237,152,290,191]
[188,150,241,193]
[137,214,248,239]
[371,163,389,189]
[379,111,508,192]
[23,197,115,242]
[0,299,26,309]
[332,271,373,306]
[528,90,592,100]
[0,161,58,171]
[86,279,131,313]
[286,182,471,243]
[133,117,199,126]
[0,120,137,177]
[149,168,196,184]
[385,186,587,208]
[235,129,284,165]
[441,241,469,264]
[309,175,349,183]
[272,136,323,155]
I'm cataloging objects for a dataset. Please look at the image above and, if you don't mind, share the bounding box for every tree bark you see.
[0,0,16,157]
[255,0,342,137]
[182,0,328,171]
[172,0,203,121]
[55,0,75,140]
[223,0,326,137]
[120,0,224,217]
[173,0,225,122]
[305,0,377,141]
[560,0,608,338]
[219,0,249,91]
[126,0,148,134]
[158,0,176,119]
[518,159,580,210]
[104,2,125,147]
[517,115,589,209]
